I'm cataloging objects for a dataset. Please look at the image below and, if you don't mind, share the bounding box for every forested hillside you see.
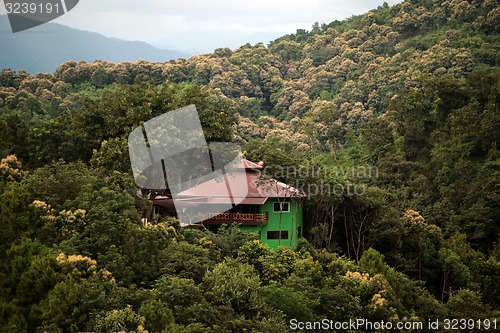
[0,15,187,74]
[1,0,499,332]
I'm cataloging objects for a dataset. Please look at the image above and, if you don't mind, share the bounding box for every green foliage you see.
[0,114,31,163]
[160,241,217,284]
[359,248,419,315]
[197,224,259,258]
[0,0,499,329]
[201,258,261,316]
[116,225,172,287]
[35,279,81,331]
[245,136,307,182]
[90,137,131,175]
[164,323,212,333]
[94,305,146,333]
[237,240,272,274]
[64,172,139,258]
[446,289,492,320]
[264,284,314,322]
[138,299,174,333]
[155,276,203,309]
[260,247,298,284]
[314,285,363,320]
[2,238,59,314]
[360,117,394,161]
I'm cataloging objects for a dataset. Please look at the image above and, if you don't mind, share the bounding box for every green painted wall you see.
[240,199,303,249]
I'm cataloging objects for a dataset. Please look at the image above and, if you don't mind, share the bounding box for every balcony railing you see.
[201,212,269,226]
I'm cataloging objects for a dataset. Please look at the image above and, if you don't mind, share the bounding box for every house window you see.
[236,205,256,214]
[273,202,290,213]
[267,230,289,240]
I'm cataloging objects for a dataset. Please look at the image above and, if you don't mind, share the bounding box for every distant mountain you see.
[0,15,188,74]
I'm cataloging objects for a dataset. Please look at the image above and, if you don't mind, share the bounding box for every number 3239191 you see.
[5,2,61,15]
[443,319,497,330]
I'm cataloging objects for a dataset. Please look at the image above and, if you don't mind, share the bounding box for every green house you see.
[236,198,303,249]
[154,159,303,249]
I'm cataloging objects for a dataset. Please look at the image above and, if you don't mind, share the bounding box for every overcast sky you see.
[2,0,402,54]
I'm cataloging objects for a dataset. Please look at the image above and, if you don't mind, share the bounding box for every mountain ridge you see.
[0,14,189,74]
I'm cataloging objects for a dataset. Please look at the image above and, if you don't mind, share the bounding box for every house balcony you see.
[201,212,269,226]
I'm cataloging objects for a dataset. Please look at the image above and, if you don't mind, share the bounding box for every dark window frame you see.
[267,230,289,240]
[273,202,290,213]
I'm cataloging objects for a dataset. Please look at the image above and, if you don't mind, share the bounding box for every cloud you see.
[42,0,401,53]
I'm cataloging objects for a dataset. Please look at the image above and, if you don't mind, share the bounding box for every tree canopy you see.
[0,0,499,331]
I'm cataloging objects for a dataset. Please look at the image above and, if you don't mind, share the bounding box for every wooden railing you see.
[202,212,269,226]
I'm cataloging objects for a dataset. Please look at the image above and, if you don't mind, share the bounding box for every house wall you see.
[240,198,303,249]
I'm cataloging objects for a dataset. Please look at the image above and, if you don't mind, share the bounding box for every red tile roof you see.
[178,162,296,200]
[153,160,300,208]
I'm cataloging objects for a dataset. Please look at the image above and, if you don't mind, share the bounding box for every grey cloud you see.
[51,0,401,53]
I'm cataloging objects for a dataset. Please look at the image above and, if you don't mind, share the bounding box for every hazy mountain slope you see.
[0,15,188,74]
